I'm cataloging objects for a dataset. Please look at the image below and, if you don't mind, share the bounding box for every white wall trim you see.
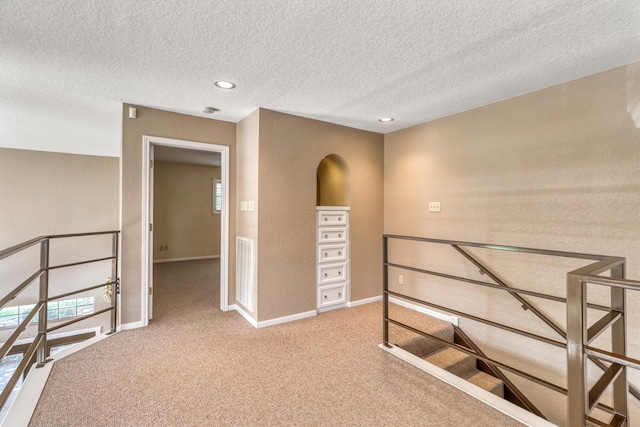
[347,295,382,307]
[153,255,219,264]
[118,321,145,331]
[230,305,317,329]
[256,310,317,329]
[316,206,350,211]
[142,135,231,327]
[379,344,555,427]
[389,296,459,326]
[229,304,258,328]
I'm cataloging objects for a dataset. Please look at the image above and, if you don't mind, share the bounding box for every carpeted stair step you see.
[388,304,454,358]
[425,347,505,398]
[425,347,476,377]
[465,371,504,398]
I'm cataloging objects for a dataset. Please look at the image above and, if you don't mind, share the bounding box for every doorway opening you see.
[142,136,230,324]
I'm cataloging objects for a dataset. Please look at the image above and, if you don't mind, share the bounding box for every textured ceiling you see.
[1,0,639,156]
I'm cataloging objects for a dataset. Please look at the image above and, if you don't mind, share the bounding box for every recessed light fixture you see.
[214,80,236,89]
[379,117,394,123]
[201,106,217,114]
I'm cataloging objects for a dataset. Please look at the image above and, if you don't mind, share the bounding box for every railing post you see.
[383,236,390,347]
[610,262,628,425]
[110,232,118,334]
[566,273,587,426]
[36,238,49,368]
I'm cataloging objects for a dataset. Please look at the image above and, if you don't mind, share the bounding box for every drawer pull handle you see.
[324,234,328,239]
[338,234,342,238]
[338,292,342,297]
[338,251,342,255]
[338,217,342,221]
[338,271,342,276]
[324,218,328,221]
[324,295,328,299]
[324,252,328,257]
[324,273,328,278]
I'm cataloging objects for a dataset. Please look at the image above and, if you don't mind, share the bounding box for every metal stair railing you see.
[0,231,120,413]
[382,234,640,427]
[451,244,640,404]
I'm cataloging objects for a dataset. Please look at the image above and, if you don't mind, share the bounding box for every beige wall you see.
[0,148,119,339]
[257,109,384,321]
[153,162,221,261]
[121,105,236,325]
[235,110,260,315]
[384,64,640,423]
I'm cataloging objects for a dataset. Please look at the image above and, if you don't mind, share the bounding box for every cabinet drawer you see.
[318,244,347,263]
[318,262,347,284]
[318,211,347,226]
[318,228,347,243]
[318,284,346,308]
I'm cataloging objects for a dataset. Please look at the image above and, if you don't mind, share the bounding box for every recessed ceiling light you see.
[201,106,217,114]
[379,117,394,123]
[214,80,236,89]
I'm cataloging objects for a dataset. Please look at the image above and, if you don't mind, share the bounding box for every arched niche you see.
[317,154,351,206]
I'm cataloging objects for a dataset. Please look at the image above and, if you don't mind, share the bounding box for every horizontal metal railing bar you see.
[386,262,568,304]
[49,255,116,271]
[0,231,120,262]
[386,290,566,348]
[0,236,46,261]
[588,363,624,412]
[585,347,640,371]
[0,332,43,411]
[580,275,640,291]
[385,316,567,394]
[46,307,114,333]
[568,257,626,277]
[587,302,615,312]
[49,280,117,301]
[587,311,622,345]
[384,234,607,260]
[48,230,120,240]
[0,301,44,362]
[0,268,45,309]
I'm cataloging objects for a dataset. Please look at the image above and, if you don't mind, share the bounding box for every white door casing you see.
[142,136,230,325]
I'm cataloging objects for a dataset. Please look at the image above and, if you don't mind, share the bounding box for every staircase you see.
[388,303,508,400]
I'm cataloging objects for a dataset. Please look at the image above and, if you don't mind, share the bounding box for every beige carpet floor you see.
[29,259,524,426]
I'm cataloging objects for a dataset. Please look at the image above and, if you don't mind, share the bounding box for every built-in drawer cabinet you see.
[318,244,347,263]
[318,228,347,244]
[318,262,347,284]
[319,211,347,226]
[318,284,346,308]
[317,208,349,313]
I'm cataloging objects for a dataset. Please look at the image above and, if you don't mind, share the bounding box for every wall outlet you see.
[159,245,163,251]
[398,275,404,285]
[428,201,441,212]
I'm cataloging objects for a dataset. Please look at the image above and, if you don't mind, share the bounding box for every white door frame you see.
[142,135,230,325]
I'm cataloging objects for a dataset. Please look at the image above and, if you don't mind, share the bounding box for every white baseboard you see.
[230,305,317,329]
[153,255,219,264]
[379,344,554,427]
[389,296,459,326]
[119,320,145,331]
[257,310,316,328]
[347,295,382,307]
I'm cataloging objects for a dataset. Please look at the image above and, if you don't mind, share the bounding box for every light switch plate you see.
[429,201,441,212]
